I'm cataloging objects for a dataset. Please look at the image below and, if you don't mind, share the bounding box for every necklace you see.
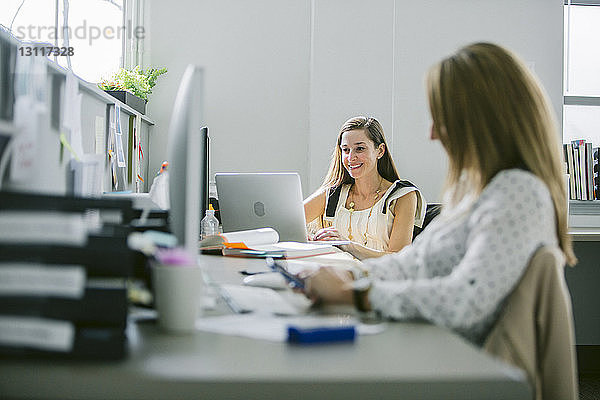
[347,176,384,243]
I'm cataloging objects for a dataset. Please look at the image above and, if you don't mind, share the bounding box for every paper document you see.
[114,105,126,168]
[194,314,386,342]
[240,252,362,276]
[73,154,104,197]
[63,72,83,160]
[10,96,38,181]
[10,54,46,182]
[95,116,105,155]
[219,284,307,315]
[201,228,337,259]
[311,240,351,246]
[200,227,279,249]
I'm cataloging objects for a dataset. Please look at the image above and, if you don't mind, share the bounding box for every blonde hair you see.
[321,116,399,189]
[426,42,575,266]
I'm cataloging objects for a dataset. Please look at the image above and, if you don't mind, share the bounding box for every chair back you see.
[483,246,578,400]
[412,203,441,240]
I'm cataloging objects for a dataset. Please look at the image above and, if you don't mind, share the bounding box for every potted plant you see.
[98,66,167,114]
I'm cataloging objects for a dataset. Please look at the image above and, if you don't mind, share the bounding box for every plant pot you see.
[105,90,147,114]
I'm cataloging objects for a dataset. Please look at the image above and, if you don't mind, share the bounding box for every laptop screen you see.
[215,173,309,242]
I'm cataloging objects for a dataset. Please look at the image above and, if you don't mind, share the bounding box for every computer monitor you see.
[166,65,209,255]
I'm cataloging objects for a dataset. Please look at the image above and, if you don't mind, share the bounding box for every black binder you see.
[0,325,127,360]
[0,191,135,224]
[0,285,128,327]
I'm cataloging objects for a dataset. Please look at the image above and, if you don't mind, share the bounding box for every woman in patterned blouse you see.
[303,42,576,345]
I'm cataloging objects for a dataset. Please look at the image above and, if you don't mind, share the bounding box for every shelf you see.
[564,95,600,106]
[569,227,600,241]
[570,200,600,215]
[79,82,155,126]
[42,63,156,126]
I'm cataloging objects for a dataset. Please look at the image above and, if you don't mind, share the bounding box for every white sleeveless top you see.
[323,180,426,251]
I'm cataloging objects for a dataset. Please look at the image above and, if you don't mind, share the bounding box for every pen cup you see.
[152,262,203,333]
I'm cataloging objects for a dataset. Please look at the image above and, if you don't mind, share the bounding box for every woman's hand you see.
[303,266,354,305]
[310,227,360,259]
[311,227,347,242]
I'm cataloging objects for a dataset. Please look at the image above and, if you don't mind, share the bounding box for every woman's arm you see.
[387,191,418,252]
[303,188,326,224]
[364,173,557,341]
[340,191,417,260]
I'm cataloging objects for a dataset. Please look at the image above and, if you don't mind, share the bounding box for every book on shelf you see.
[565,139,600,201]
[576,146,583,199]
[573,140,586,199]
[565,143,576,200]
[594,147,600,200]
[572,140,587,200]
[586,142,594,200]
[200,228,339,259]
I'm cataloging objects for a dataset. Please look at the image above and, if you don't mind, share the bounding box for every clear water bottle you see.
[200,204,219,240]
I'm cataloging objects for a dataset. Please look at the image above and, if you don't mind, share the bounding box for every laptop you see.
[215,173,309,242]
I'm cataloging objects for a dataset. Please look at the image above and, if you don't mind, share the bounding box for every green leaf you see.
[99,65,167,101]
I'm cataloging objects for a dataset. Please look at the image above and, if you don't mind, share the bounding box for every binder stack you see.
[0,191,143,360]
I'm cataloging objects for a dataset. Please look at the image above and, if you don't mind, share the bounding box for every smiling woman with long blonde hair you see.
[303,116,427,260]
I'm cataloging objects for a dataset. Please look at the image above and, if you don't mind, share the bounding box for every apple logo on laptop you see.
[254,201,265,217]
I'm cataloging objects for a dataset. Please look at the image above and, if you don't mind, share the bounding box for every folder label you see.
[0,263,85,298]
[0,316,74,352]
[0,211,88,246]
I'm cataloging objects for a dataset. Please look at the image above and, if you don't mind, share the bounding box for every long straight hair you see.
[427,42,575,265]
[321,116,399,189]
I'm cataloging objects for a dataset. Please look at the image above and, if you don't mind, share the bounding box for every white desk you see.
[0,254,530,400]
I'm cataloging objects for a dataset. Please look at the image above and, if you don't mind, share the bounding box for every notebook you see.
[215,173,309,242]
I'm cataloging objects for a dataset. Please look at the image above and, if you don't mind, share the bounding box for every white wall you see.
[309,0,394,193]
[392,0,564,201]
[147,0,563,201]
[147,0,311,189]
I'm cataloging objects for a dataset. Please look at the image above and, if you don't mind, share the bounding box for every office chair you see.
[412,203,441,240]
[483,246,578,400]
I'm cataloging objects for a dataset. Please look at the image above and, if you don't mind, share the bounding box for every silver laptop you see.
[215,173,309,242]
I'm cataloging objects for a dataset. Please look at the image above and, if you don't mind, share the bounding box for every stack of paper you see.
[200,228,339,259]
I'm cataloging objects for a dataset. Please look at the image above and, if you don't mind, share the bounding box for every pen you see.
[219,287,246,314]
[265,258,305,290]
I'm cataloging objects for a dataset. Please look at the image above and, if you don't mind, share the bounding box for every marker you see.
[287,325,356,344]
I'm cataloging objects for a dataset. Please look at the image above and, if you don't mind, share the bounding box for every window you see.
[564,1,600,144]
[0,0,143,83]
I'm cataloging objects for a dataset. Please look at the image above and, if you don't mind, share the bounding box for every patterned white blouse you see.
[362,169,559,345]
